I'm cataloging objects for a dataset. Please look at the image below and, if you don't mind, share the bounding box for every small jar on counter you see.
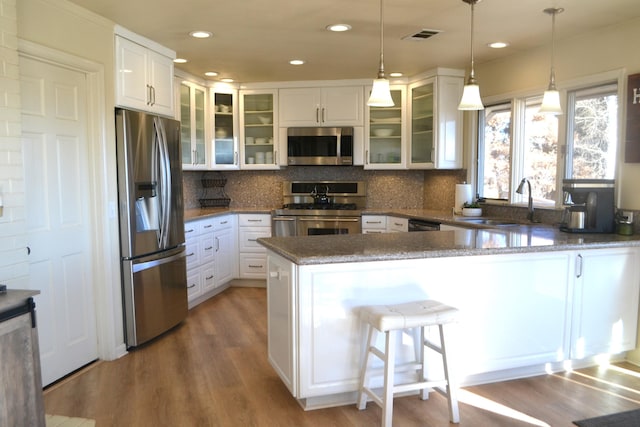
[615,211,635,235]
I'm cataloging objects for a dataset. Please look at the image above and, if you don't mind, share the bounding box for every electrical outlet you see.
[622,211,634,222]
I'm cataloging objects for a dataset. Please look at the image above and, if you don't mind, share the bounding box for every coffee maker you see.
[560,179,615,233]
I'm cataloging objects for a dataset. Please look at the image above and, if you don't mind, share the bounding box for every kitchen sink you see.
[456,218,521,227]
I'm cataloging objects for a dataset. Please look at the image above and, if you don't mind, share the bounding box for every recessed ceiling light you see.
[221,78,234,83]
[488,41,509,49]
[389,72,403,77]
[173,58,188,64]
[204,71,219,77]
[326,24,352,32]
[189,30,212,39]
[289,59,305,65]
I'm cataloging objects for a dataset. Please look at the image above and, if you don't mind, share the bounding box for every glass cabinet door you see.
[410,81,435,166]
[180,84,192,165]
[242,92,276,167]
[180,82,207,169]
[212,91,237,168]
[366,88,404,168]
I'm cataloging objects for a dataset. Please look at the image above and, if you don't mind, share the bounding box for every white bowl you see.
[255,137,266,145]
[215,128,227,138]
[258,116,272,124]
[373,128,393,137]
[245,137,255,144]
[462,208,483,217]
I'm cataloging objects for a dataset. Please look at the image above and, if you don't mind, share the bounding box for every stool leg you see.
[381,330,396,427]
[440,324,460,424]
[356,324,375,410]
[419,326,429,400]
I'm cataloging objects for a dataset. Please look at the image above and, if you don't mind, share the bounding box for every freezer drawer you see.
[122,247,188,347]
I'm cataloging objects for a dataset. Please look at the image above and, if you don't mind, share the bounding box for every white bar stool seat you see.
[356,300,460,426]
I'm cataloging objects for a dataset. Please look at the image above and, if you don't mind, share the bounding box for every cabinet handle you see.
[316,107,320,123]
[187,283,196,289]
[234,151,238,165]
[247,219,263,223]
[274,150,278,165]
[146,84,152,105]
[204,224,213,229]
[193,149,197,165]
[366,220,382,225]
[204,246,213,251]
[150,85,156,106]
[365,150,369,165]
[220,220,228,225]
[215,237,220,251]
[322,107,326,123]
[576,254,583,278]
[187,252,195,257]
[248,238,257,242]
[185,229,195,234]
[248,264,263,269]
[206,275,214,280]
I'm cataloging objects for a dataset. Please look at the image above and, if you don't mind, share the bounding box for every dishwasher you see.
[408,218,441,231]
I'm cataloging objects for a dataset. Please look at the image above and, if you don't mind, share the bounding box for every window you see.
[566,84,618,180]
[478,103,511,200]
[476,78,618,209]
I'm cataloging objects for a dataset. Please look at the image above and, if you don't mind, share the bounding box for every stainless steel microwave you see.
[287,127,353,166]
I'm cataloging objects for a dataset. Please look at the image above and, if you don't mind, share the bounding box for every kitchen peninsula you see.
[258,227,640,409]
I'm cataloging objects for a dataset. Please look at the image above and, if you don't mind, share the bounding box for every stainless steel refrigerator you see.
[115,108,188,348]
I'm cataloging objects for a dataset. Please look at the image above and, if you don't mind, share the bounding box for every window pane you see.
[479,104,511,199]
[569,89,617,179]
[523,100,558,205]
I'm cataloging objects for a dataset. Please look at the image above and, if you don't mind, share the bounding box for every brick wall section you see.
[0,0,28,287]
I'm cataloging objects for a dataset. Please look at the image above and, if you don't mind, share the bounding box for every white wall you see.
[0,0,28,288]
[475,16,640,210]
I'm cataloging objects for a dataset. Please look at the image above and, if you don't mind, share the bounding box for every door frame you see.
[18,39,126,361]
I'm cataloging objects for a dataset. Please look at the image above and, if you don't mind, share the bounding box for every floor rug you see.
[574,408,640,427]
[46,414,96,427]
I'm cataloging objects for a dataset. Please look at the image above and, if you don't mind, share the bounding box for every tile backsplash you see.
[183,167,467,211]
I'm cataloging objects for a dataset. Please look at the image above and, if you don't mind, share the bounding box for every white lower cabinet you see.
[266,247,640,406]
[386,216,408,233]
[570,247,640,359]
[361,215,387,234]
[184,215,237,307]
[238,214,272,279]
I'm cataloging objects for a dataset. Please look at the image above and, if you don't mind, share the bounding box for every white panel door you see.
[20,56,98,386]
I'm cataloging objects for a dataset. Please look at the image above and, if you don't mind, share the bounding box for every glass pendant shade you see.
[539,88,562,114]
[458,83,484,110]
[368,78,394,107]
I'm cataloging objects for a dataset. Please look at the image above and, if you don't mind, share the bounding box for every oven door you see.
[297,216,361,236]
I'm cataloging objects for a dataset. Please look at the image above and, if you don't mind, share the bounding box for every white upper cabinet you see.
[115,27,175,117]
[240,89,280,169]
[408,70,464,169]
[178,80,208,170]
[364,85,406,169]
[279,86,364,127]
[211,87,240,170]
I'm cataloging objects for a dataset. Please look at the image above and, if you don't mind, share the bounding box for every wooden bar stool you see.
[356,300,460,426]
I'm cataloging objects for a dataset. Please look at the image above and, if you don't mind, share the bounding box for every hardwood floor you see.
[44,287,640,426]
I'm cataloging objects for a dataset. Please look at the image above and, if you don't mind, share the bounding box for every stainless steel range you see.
[272,181,366,237]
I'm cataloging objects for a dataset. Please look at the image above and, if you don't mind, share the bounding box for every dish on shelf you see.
[218,104,230,113]
[373,128,393,137]
[255,137,266,144]
[258,115,272,124]
[215,128,227,138]
[246,137,255,144]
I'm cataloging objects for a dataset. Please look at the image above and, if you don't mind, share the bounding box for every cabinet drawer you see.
[386,217,408,233]
[239,229,271,252]
[361,215,386,230]
[214,215,234,230]
[200,233,215,263]
[185,239,200,269]
[239,253,267,279]
[186,270,201,299]
[239,214,271,227]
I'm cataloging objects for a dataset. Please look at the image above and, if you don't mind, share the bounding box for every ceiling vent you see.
[402,29,441,41]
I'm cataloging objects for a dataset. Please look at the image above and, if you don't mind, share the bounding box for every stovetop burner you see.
[283,203,358,210]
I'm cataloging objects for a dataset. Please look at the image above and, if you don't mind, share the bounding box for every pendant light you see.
[539,8,564,115]
[458,0,484,110]
[367,0,394,107]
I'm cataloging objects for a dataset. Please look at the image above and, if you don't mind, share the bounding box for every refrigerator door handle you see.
[132,249,186,273]
[154,117,172,249]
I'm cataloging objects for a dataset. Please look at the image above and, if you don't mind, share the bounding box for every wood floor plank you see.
[44,287,640,426]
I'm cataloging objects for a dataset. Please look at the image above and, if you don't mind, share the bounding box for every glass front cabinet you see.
[179,81,207,170]
[239,89,279,169]
[408,72,464,169]
[364,86,406,169]
[210,87,239,170]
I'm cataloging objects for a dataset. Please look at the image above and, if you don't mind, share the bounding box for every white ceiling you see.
[67,0,640,84]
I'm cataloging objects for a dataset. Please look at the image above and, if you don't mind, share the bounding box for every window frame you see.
[474,69,624,210]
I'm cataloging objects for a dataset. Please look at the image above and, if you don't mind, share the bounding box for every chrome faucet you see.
[516,178,535,222]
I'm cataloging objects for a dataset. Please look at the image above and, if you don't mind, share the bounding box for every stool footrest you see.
[393,380,446,395]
